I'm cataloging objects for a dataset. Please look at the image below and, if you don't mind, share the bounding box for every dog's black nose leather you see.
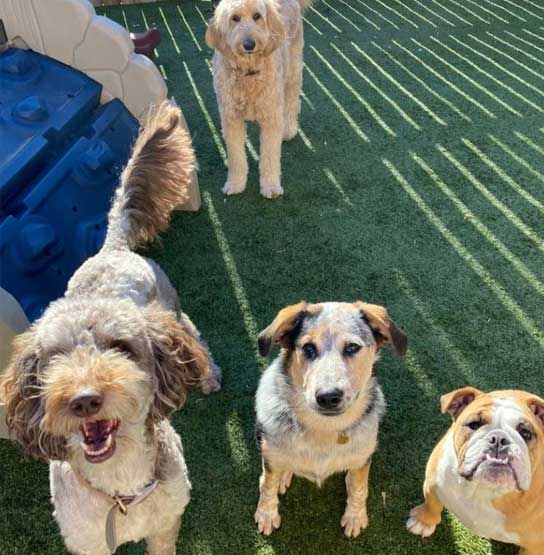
[243,38,256,51]
[70,393,104,417]
[316,388,344,410]
[488,431,511,453]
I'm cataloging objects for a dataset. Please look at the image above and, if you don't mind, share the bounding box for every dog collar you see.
[72,468,159,553]
[231,65,260,77]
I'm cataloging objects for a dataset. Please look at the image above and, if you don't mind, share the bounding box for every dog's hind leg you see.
[222,116,248,195]
[146,516,181,555]
[259,117,283,199]
[278,471,293,495]
[283,30,303,142]
[179,312,222,395]
[341,459,372,538]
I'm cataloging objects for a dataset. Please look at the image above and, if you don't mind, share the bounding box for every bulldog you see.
[407,387,544,555]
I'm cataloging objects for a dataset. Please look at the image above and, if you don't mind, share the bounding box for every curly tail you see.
[104,100,195,250]
[297,0,314,11]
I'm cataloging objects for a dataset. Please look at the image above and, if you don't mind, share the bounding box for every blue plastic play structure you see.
[0,48,139,322]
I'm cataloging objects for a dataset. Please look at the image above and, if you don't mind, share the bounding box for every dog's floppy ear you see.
[441,387,482,420]
[205,16,228,54]
[527,395,544,429]
[0,330,67,461]
[144,303,209,420]
[258,302,308,356]
[355,302,408,356]
[263,1,285,56]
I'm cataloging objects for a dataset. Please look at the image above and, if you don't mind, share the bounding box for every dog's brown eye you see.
[467,420,483,431]
[232,14,241,22]
[518,425,533,442]
[253,12,261,20]
[343,343,361,356]
[302,343,318,360]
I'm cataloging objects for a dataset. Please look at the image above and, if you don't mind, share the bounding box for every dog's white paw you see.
[255,508,281,536]
[260,182,284,199]
[222,180,246,195]
[406,515,436,538]
[341,509,368,538]
[278,472,293,495]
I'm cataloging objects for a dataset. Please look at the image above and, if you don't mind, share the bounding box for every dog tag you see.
[337,432,349,445]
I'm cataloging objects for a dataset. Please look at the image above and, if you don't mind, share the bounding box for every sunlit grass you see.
[5,2,544,555]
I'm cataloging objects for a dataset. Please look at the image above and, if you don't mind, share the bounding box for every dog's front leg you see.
[259,117,283,199]
[341,460,372,538]
[254,458,283,535]
[519,546,544,555]
[406,480,443,538]
[222,116,248,195]
[145,516,181,555]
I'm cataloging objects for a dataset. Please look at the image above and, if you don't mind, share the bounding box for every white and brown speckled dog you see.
[407,388,544,555]
[205,0,312,199]
[254,301,407,537]
[0,101,221,555]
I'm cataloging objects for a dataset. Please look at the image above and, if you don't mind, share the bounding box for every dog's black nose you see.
[69,393,104,417]
[488,431,511,452]
[243,38,256,51]
[316,388,344,411]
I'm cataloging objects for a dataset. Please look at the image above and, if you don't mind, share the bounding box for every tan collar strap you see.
[72,468,159,553]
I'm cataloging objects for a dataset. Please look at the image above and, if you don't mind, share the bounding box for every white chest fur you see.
[266,426,378,487]
[435,433,520,545]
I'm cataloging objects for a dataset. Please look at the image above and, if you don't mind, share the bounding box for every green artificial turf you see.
[1,0,544,553]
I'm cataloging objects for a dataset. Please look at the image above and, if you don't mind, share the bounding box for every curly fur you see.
[206,0,311,199]
[144,303,210,421]
[0,331,68,460]
[106,101,195,250]
[0,101,221,555]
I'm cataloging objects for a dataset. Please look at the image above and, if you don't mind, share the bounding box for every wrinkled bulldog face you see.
[443,389,544,493]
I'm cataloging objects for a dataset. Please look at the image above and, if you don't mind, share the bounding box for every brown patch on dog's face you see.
[442,389,544,492]
[206,0,284,60]
[259,301,407,417]
[0,298,208,462]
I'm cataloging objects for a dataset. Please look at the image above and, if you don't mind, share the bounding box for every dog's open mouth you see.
[462,453,520,489]
[80,419,119,463]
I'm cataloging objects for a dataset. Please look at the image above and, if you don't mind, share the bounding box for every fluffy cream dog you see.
[254,301,407,537]
[205,0,312,199]
[0,102,220,555]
